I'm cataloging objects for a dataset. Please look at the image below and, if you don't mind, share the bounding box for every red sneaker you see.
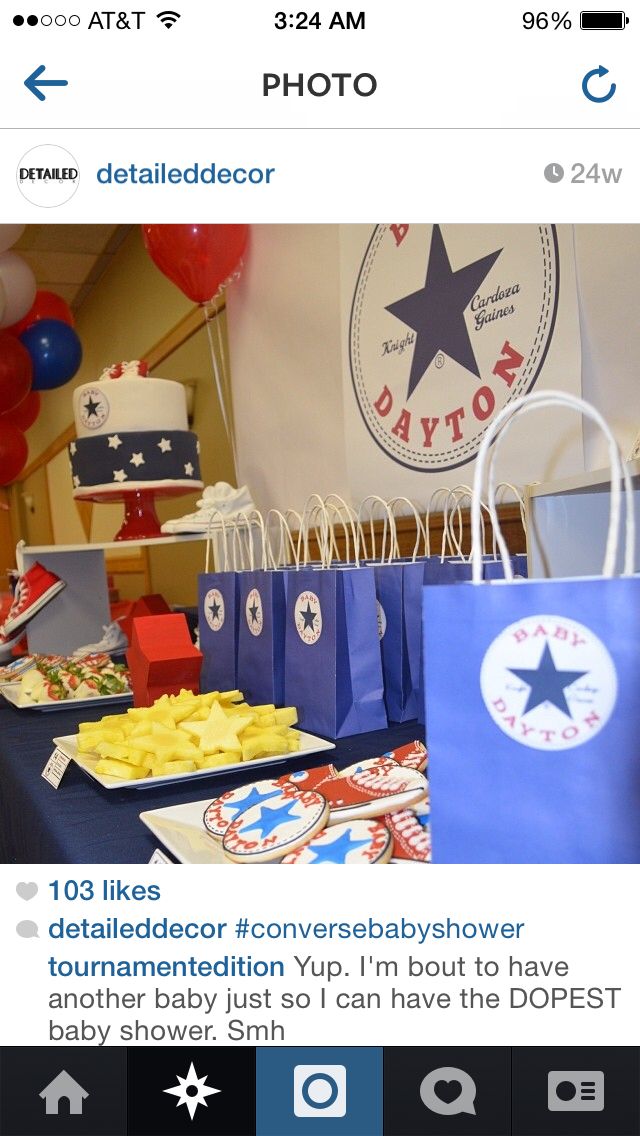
[0,626,24,662]
[2,563,66,636]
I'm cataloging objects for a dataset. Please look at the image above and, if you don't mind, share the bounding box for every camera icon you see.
[293,1065,347,1117]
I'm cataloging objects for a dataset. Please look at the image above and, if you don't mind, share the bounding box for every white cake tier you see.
[73,377,188,438]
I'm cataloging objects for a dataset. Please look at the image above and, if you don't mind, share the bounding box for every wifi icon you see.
[156,9,181,27]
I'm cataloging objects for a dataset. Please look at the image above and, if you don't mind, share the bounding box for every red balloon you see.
[7,289,75,338]
[0,421,28,485]
[142,224,248,304]
[1,389,40,431]
[0,332,32,415]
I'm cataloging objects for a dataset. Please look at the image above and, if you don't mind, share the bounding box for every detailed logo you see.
[349,223,560,471]
[245,587,264,636]
[17,145,79,207]
[294,591,322,645]
[78,389,109,430]
[480,614,617,750]
[203,588,225,632]
[376,600,387,640]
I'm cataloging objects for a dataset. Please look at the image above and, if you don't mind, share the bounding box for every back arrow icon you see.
[24,65,68,102]
[582,65,616,103]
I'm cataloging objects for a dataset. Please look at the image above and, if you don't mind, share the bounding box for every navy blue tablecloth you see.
[0,698,423,864]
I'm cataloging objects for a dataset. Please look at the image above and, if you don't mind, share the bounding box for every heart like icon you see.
[434,1079,463,1105]
[16,882,38,901]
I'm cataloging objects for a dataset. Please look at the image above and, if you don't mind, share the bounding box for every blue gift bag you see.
[198,571,238,693]
[236,568,286,705]
[423,390,638,863]
[284,565,388,738]
[374,561,424,722]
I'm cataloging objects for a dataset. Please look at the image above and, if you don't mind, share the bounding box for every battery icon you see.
[580,11,629,29]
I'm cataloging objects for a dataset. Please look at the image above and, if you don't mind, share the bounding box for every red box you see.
[126,613,203,707]
[119,594,172,644]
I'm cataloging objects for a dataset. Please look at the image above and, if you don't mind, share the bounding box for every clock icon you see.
[544,162,565,183]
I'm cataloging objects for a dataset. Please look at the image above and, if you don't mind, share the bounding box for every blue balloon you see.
[19,318,82,391]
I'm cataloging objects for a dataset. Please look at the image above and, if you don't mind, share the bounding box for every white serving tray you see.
[53,732,335,791]
[140,799,230,863]
[2,685,132,712]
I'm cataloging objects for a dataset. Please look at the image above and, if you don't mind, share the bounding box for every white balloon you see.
[0,252,36,328]
[0,225,26,254]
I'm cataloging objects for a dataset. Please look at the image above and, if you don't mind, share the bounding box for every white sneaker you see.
[161,482,256,533]
[71,621,129,658]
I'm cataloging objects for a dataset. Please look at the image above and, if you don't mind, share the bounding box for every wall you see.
[576,224,640,468]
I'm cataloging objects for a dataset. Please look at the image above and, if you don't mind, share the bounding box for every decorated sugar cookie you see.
[277,764,338,790]
[223,789,329,863]
[385,809,431,862]
[384,740,428,773]
[203,779,289,839]
[337,756,397,779]
[318,766,427,824]
[282,820,392,864]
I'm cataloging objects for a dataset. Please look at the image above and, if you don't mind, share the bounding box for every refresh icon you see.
[582,65,616,102]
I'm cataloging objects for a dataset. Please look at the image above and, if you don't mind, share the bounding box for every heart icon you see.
[434,1079,463,1104]
[16,882,38,901]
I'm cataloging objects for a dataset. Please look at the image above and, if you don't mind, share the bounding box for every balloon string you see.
[203,301,238,481]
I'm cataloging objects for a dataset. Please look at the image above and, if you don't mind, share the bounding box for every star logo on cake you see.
[113,469,128,483]
[72,474,81,488]
[184,461,194,477]
[78,388,110,431]
[69,441,77,456]
[130,452,145,468]
[479,614,618,751]
[158,437,172,453]
[107,435,122,450]
[294,591,322,645]
[204,587,225,632]
[246,587,264,637]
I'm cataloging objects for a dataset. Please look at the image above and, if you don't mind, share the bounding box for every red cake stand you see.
[75,485,197,541]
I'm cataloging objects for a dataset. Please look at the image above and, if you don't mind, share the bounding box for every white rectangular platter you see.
[140,799,230,863]
[2,685,132,712]
[53,732,335,790]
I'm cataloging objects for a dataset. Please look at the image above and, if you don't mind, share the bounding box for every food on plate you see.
[75,688,301,780]
[18,654,130,704]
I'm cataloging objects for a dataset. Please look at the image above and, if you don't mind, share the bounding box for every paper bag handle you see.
[471,391,634,583]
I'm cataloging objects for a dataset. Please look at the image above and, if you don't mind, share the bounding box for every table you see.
[0,697,424,864]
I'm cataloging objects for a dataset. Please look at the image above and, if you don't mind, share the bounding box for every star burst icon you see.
[163,1061,220,1120]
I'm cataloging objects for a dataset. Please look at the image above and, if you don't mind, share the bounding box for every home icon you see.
[39,1070,89,1115]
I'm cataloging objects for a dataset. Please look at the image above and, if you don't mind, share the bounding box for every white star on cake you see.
[72,475,81,488]
[184,462,194,476]
[196,440,201,454]
[158,437,172,453]
[69,441,77,456]
[113,469,128,483]
[130,452,145,467]
[108,435,123,450]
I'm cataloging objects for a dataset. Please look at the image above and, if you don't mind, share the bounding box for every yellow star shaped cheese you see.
[181,700,253,755]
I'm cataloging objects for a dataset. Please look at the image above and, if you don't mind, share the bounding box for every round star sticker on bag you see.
[294,591,322,644]
[245,587,264,636]
[480,614,618,750]
[203,588,225,632]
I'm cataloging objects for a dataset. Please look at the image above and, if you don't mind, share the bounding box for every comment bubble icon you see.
[420,1066,477,1116]
[16,920,39,938]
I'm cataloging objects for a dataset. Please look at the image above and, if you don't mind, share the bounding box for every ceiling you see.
[13,224,132,312]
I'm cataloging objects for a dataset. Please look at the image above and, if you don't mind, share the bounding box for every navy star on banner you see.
[386,224,502,399]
